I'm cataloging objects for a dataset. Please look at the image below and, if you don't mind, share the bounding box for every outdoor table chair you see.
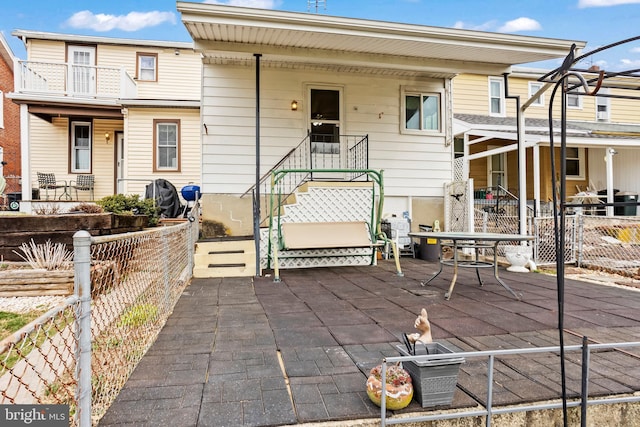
[70,174,95,201]
[37,172,68,200]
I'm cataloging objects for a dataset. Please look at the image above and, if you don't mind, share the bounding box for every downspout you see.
[254,53,262,277]
[503,73,527,236]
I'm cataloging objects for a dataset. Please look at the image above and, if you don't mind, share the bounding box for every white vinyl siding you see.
[201,64,450,198]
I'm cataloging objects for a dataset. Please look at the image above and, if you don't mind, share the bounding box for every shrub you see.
[96,194,159,226]
[13,239,73,270]
[33,204,61,215]
[69,203,104,214]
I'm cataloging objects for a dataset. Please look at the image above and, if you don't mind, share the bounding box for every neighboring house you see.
[453,68,640,216]
[177,3,580,235]
[0,32,21,202]
[7,30,202,211]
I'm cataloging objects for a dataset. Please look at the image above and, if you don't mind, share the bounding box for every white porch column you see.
[605,147,616,216]
[517,111,527,235]
[19,104,31,213]
[533,144,541,216]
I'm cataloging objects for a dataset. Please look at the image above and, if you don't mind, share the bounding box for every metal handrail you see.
[241,133,369,224]
[380,340,640,426]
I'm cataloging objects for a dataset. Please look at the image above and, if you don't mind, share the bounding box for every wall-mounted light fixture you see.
[291,100,298,111]
[105,132,110,144]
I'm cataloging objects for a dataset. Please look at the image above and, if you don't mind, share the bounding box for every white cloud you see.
[203,0,281,7]
[620,58,640,67]
[578,0,640,8]
[454,17,540,33]
[497,17,542,33]
[65,10,176,32]
[452,20,498,32]
[631,47,640,53]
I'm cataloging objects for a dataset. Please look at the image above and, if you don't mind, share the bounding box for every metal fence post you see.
[162,227,170,311]
[74,230,92,427]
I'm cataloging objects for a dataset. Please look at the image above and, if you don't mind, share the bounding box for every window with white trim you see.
[528,82,544,106]
[454,137,464,159]
[566,147,585,179]
[137,53,157,81]
[489,77,505,116]
[567,92,582,109]
[71,121,92,173]
[154,119,180,171]
[596,88,610,121]
[403,91,441,132]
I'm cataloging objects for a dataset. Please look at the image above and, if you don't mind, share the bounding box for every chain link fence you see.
[473,209,640,277]
[576,215,640,277]
[0,217,198,426]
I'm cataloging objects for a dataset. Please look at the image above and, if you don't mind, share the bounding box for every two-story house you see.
[0,32,20,208]
[453,67,640,217]
[8,30,202,211]
[174,2,584,276]
[177,3,580,231]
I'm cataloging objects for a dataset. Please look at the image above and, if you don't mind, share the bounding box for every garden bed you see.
[0,213,147,261]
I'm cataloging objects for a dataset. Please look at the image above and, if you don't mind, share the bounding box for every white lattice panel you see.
[444,180,472,232]
[283,185,374,223]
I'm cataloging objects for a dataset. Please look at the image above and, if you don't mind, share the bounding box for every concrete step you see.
[194,239,256,278]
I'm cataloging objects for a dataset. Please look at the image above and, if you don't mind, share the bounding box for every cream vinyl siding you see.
[25,41,201,100]
[609,89,638,123]
[26,39,65,62]
[30,117,70,189]
[451,74,491,116]
[92,119,122,199]
[453,73,607,122]
[96,45,201,100]
[124,108,201,197]
[201,64,451,198]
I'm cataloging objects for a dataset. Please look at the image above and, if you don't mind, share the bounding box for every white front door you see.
[308,87,343,177]
[68,45,96,95]
[117,132,125,194]
[487,146,506,189]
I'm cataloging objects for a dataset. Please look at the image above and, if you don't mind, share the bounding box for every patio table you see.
[408,231,534,300]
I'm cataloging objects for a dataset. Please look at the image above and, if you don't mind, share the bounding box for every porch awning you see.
[178,3,583,76]
[454,114,640,149]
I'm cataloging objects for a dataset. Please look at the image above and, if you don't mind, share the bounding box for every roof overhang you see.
[12,30,194,51]
[0,32,15,72]
[454,116,640,149]
[118,99,200,108]
[6,94,123,122]
[178,2,584,77]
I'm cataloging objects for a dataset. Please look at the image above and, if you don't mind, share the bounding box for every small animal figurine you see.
[406,308,433,344]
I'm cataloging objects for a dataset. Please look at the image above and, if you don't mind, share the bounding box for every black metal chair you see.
[70,175,95,201]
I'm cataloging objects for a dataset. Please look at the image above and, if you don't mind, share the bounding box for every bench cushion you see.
[281,221,374,250]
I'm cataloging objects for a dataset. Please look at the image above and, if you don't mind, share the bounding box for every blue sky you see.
[1,0,639,71]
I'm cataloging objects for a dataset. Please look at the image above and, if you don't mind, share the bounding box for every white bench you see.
[272,221,403,281]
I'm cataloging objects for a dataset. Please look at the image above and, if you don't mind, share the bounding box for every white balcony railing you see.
[15,60,137,100]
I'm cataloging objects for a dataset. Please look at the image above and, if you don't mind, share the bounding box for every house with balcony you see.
[176,2,581,277]
[7,30,202,211]
[0,32,20,208]
[453,67,640,219]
